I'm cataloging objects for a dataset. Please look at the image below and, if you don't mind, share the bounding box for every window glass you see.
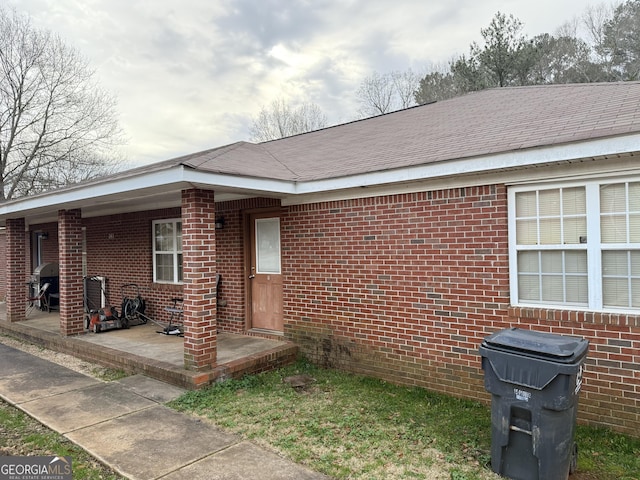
[155,254,174,282]
[515,191,537,217]
[256,218,281,274]
[516,219,538,245]
[630,214,640,243]
[518,275,539,302]
[563,187,586,215]
[600,182,640,243]
[602,250,640,308]
[512,180,638,313]
[539,189,560,216]
[541,251,562,274]
[155,223,174,251]
[600,183,626,213]
[565,276,588,304]
[515,187,586,245]
[539,218,561,244]
[541,276,564,303]
[516,251,587,305]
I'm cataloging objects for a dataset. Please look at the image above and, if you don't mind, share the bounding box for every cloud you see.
[217,0,332,49]
[6,0,621,165]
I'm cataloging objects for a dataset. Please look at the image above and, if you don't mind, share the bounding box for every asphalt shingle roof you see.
[187,82,640,182]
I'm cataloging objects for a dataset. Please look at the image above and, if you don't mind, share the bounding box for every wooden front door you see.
[248,213,283,331]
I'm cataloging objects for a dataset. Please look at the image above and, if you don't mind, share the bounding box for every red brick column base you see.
[182,188,218,371]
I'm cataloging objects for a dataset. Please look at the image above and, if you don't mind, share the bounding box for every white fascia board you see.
[0,167,298,218]
[0,167,186,217]
[293,134,640,195]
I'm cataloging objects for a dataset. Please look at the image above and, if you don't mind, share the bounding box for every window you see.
[153,219,182,283]
[255,218,281,274]
[510,179,640,312]
[82,227,87,277]
[600,182,640,309]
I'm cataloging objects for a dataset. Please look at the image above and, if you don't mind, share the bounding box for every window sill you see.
[508,306,640,328]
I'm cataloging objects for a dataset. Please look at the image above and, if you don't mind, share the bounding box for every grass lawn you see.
[170,359,640,480]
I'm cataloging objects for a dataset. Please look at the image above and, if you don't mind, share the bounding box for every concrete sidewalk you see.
[0,343,330,480]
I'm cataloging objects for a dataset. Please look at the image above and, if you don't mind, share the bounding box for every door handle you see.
[249,275,255,279]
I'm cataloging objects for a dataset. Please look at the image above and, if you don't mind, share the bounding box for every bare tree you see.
[583,3,615,50]
[391,69,421,110]
[356,69,419,118]
[0,7,123,201]
[249,98,328,142]
[583,2,617,76]
[356,71,394,117]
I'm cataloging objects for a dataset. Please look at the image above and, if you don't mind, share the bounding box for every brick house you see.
[1,83,639,435]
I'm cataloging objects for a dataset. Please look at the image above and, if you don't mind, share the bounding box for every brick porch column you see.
[58,209,84,336]
[182,188,217,371]
[6,218,26,322]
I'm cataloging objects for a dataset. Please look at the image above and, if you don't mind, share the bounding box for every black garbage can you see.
[479,328,588,480]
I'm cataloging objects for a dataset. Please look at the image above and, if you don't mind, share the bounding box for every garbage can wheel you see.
[569,442,578,475]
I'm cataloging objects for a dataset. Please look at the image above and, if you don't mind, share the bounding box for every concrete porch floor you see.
[0,304,298,389]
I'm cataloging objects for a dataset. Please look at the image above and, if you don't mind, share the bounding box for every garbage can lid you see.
[482,328,588,363]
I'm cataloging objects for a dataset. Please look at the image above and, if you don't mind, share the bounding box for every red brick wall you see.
[283,186,509,392]
[17,202,273,330]
[215,197,280,333]
[29,222,59,271]
[281,185,640,436]
[0,231,5,301]
[83,208,182,323]
[509,307,639,435]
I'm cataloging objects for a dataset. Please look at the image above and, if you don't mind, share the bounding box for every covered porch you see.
[0,304,298,389]
[0,151,297,386]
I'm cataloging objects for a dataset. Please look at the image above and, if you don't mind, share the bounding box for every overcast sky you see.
[9,0,618,166]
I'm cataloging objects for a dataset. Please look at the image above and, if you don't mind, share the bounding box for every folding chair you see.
[27,282,51,316]
[165,297,183,324]
[161,274,224,335]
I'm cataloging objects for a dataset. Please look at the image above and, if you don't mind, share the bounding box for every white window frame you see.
[152,219,183,284]
[509,176,640,314]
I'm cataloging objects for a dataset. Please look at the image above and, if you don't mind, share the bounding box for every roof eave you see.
[0,165,298,226]
[290,133,640,195]
[2,132,639,226]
